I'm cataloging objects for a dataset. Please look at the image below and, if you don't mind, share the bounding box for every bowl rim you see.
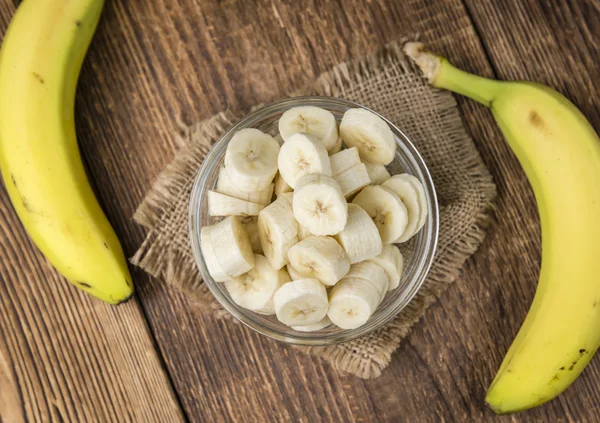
[189,96,439,345]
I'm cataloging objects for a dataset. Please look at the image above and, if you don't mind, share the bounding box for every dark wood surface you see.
[0,0,599,421]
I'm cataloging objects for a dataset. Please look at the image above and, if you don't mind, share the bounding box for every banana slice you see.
[286,264,305,281]
[274,172,293,197]
[208,216,255,277]
[339,108,396,165]
[392,174,428,236]
[258,196,299,269]
[200,226,231,282]
[334,204,382,264]
[217,167,274,205]
[297,223,313,241]
[334,162,371,199]
[328,277,381,329]
[345,261,389,298]
[274,278,329,326]
[277,132,332,188]
[382,174,423,242]
[352,185,408,243]
[364,161,391,184]
[208,190,265,216]
[278,106,339,152]
[224,128,280,191]
[240,216,262,254]
[292,316,332,332]
[293,173,348,236]
[225,254,290,314]
[287,236,350,286]
[330,146,361,176]
[368,244,404,291]
[329,135,343,155]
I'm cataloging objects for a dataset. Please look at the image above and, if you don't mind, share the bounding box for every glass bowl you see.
[189,96,438,346]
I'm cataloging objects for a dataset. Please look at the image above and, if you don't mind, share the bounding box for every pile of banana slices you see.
[201,106,428,331]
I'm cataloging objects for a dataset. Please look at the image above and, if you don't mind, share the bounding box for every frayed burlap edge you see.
[131,39,497,378]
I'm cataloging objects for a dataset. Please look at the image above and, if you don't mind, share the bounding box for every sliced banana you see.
[297,223,313,241]
[352,185,408,244]
[345,261,389,299]
[217,166,273,205]
[200,226,230,282]
[274,278,329,326]
[225,254,290,314]
[293,173,348,236]
[392,173,428,236]
[278,106,339,152]
[382,174,423,242]
[328,277,381,329]
[209,216,255,277]
[334,204,382,264]
[330,146,361,176]
[208,190,265,216]
[292,316,332,332]
[274,172,293,197]
[329,135,343,155]
[240,216,262,254]
[339,108,396,165]
[334,162,371,199]
[224,128,279,191]
[287,236,350,286]
[286,264,305,281]
[368,244,404,291]
[277,132,332,188]
[258,196,299,269]
[364,161,391,184]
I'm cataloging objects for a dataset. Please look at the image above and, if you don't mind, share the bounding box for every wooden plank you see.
[0,2,186,422]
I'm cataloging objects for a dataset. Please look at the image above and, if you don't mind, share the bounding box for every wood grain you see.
[0,0,599,421]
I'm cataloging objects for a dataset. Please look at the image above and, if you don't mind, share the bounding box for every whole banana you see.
[405,42,600,413]
[0,0,133,304]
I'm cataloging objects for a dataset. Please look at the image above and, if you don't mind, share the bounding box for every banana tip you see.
[403,41,440,84]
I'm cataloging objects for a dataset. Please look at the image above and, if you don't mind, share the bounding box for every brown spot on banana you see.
[76,281,92,289]
[31,72,44,84]
[528,110,551,135]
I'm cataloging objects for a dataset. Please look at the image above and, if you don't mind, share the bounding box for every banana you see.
[297,223,313,241]
[224,128,279,191]
[225,254,290,315]
[382,174,425,242]
[339,108,396,165]
[277,132,332,188]
[240,216,263,254]
[364,162,391,184]
[328,277,381,329]
[274,172,293,197]
[208,190,265,216]
[274,278,329,326]
[329,135,343,155]
[293,173,348,236]
[334,204,382,264]
[200,227,231,283]
[286,264,305,281]
[217,166,273,205]
[405,42,600,413]
[345,261,389,299]
[352,185,408,244]
[330,146,361,176]
[278,106,339,152]
[258,196,299,269]
[206,216,255,277]
[334,162,371,199]
[368,245,404,291]
[292,316,332,332]
[0,0,133,304]
[287,236,350,286]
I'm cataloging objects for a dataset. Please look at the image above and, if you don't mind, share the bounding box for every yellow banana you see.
[0,0,133,304]
[405,42,600,413]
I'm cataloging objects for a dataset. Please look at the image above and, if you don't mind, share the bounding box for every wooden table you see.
[0,0,598,421]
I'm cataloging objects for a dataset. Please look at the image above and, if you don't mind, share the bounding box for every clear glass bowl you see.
[189,96,439,346]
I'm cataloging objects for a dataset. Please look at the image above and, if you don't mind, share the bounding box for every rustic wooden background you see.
[0,0,599,421]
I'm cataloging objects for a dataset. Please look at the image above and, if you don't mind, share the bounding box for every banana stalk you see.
[0,0,133,304]
[404,42,600,413]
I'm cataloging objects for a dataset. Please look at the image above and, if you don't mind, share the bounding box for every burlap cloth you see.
[131,39,497,379]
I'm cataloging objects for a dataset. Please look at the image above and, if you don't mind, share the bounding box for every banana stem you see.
[403,42,503,107]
